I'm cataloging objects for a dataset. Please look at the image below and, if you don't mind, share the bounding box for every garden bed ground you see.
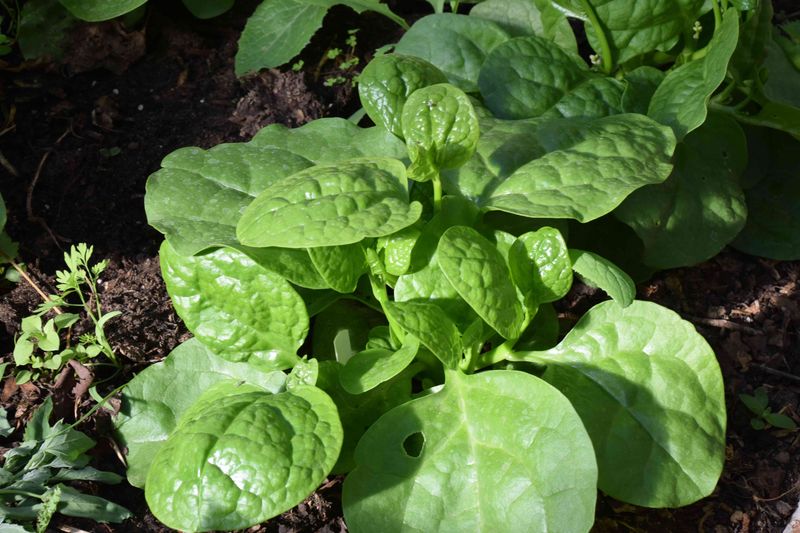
[0,0,798,531]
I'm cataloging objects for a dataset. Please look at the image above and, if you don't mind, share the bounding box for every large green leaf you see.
[385,301,462,369]
[358,54,448,137]
[308,243,367,293]
[402,84,480,181]
[553,0,707,65]
[437,226,524,339]
[58,0,145,21]
[160,242,308,369]
[648,8,739,140]
[484,114,676,221]
[114,339,287,488]
[470,0,577,52]
[343,370,597,532]
[251,118,408,163]
[615,112,748,268]
[145,382,342,531]
[569,249,635,306]
[518,300,726,507]
[478,36,624,120]
[733,128,800,259]
[238,246,328,289]
[237,158,423,248]
[394,14,510,92]
[508,227,572,307]
[145,143,313,255]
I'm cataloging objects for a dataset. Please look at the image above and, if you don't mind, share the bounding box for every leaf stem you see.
[432,175,443,213]
[711,0,722,35]
[579,0,613,74]
[471,339,516,371]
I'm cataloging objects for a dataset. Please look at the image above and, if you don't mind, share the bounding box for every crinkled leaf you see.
[380,226,421,277]
[340,336,419,394]
[237,158,422,248]
[114,338,287,487]
[616,112,748,268]
[569,249,635,307]
[250,118,408,164]
[402,84,480,181]
[479,36,624,120]
[470,0,577,52]
[358,54,448,137]
[58,0,145,21]
[437,226,524,339]
[287,358,319,389]
[145,143,313,255]
[485,114,676,221]
[385,301,461,369]
[520,300,726,507]
[509,227,572,308]
[160,242,308,369]
[394,14,510,92]
[237,246,328,289]
[648,8,739,140]
[308,244,367,293]
[343,370,597,532]
[145,382,342,532]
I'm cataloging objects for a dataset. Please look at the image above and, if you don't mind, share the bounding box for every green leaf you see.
[648,8,739,140]
[114,338,287,488]
[181,0,233,18]
[343,370,597,532]
[358,54,448,137]
[621,66,665,114]
[729,0,772,84]
[237,246,328,289]
[287,358,319,389]
[145,382,342,531]
[437,226,524,339]
[311,299,386,363]
[521,300,726,507]
[470,0,577,52]
[762,36,800,109]
[58,0,146,21]
[385,301,462,369]
[0,407,13,438]
[739,390,768,414]
[615,112,748,268]
[24,397,53,442]
[160,242,307,369]
[478,36,624,120]
[18,0,76,60]
[569,249,635,306]
[340,336,419,394]
[55,485,132,523]
[394,14,510,92]
[554,0,707,65]
[251,118,408,164]
[308,244,367,293]
[484,114,676,221]
[379,226,421,277]
[508,227,572,307]
[145,143,313,255]
[733,128,800,259]
[238,158,422,248]
[402,84,480,180]
[764,412,797,429]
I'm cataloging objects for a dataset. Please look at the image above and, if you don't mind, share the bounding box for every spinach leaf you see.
[470,0,577,52]
[569,249,635,306]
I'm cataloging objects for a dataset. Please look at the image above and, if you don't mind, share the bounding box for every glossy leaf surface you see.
[569,249,635,307]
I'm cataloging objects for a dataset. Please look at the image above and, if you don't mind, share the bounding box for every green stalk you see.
[471,339,516,372]
[711,0,722,35]
[432,175,443,213]
[579,0,613,74]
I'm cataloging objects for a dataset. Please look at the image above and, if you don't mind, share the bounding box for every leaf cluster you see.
[740,386,798,430]
[0,398,131,532]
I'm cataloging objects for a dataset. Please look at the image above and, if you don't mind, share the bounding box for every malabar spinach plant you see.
[118,36,729,531]
[390,0,800,270]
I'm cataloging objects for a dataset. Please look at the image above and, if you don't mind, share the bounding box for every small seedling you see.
[740,386,798,430]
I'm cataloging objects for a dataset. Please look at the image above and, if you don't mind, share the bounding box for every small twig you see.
[751,363,800,384]
[0,150,17,176]
[684,315,761,335]
[0,253,62,314]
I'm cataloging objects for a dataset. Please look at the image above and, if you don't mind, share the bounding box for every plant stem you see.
[472,339,516,371]
[432,175,443,213]
[579,0,613,74]
[711,0,722,35]
[0,489,44,500]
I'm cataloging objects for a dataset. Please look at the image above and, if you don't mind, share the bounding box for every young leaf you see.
[308,244,367,293]
[569,249,635,307]
[508,227,572,307]
[470,0,577,52]
[484,114,676,221]
[358,54,448,137]
[114,338,287,488]
[384,301,462,370]
[519,300,726,507]
[340,336,420,394]
[437,226,524,339]
[648,8,740,140]
[764,413,798,430]
[615,112,748,268]
[343,370,598,532]
[394,14,510,92]
[380,226,421,277]
[237,158,423,248]
[145,382,342,531]
[402,84,480,181]
[160,242,308,369]
[478,36,624,120]
[146,144,313,255]
[53,485,132,522]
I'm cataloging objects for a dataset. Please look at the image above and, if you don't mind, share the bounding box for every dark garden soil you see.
[0,1,798,531]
